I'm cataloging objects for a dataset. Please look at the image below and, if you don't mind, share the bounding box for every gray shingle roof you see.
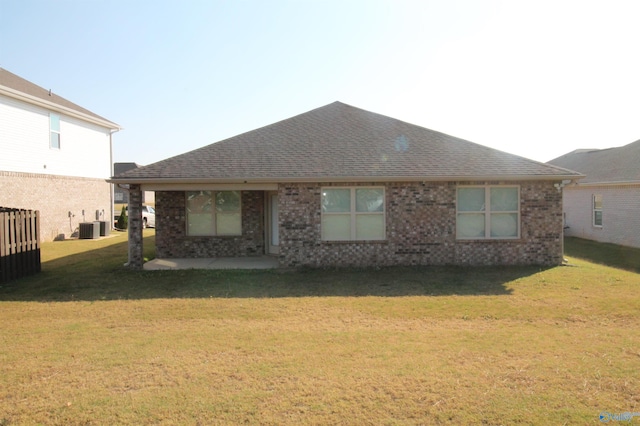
[548,139,640,184]
[0,68,119,129]
[112,102,581,183]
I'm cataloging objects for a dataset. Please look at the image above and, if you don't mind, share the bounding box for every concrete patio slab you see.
[143,256,279,271]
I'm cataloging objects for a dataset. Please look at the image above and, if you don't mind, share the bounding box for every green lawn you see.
[0,231,638,424]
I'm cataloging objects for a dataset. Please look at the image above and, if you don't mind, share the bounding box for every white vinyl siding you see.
[186,191,242,236]
[563,185,640,248]
[457,186,520,239]
[321,187,385,241]
[0,95,111,179]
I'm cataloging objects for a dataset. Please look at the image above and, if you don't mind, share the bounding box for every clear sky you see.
[2,0,640,167]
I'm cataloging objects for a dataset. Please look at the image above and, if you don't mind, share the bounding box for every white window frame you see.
[186,191,242,236]
[456,185,520,240]
[593,194,603,227]
[49,113,61,149]
[321,186,386,241]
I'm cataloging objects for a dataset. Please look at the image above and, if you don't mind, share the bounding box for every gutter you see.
[107,174,585,186]
[567,180,640,187]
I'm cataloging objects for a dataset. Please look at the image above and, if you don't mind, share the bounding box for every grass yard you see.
[1,231,639,425]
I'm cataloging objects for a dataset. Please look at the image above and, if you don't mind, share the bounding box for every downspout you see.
[109,128,120,231]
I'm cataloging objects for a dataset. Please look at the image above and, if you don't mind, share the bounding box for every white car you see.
[141,205,156,228]
[114,205,156,228]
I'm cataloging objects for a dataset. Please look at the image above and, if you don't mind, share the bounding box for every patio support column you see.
[127,184,144,269]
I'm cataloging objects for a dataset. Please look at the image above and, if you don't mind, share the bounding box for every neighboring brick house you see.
[110,102,582,269]
[548,140,640,248]
[0,68,121,241]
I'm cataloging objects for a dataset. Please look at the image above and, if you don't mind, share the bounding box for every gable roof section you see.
[114,162,142,175]
[112,102,581,184]
[0,68,120,130]
[548,139,640,184]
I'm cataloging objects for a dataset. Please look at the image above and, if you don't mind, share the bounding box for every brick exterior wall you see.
[0,171,111,241]
[148,181,564,268]
[155,191,265,258]
[278,181,564,267]
[563,184,640,248]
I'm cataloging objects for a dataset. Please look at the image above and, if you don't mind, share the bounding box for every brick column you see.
[127,184,144,269]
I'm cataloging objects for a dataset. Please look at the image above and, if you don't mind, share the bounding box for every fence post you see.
[0,208,41,283]
[0,212,6,283]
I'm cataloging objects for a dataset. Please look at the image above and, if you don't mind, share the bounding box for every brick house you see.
[0,68,120,241]
[110,102,582,269]
[548,140,640,248]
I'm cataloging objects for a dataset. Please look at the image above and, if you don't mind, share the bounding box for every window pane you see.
[457,213,485,238]
[490,187,518,211]
[322,189,351,212]
[50,132,60,149]
[593,195,602,209]
[458,188,485,211]
[356,188,384,212]
[216,191,241,212]
[187,213,214,236]
[594,211,603,226]
[187,191,213,213]
[217,212,242,235]
[356,214,384,240]
[490,213,518,237]
[321,214,351,240]
[50,114,60,131]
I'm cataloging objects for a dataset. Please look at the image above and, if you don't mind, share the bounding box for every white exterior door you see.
[268,192,279,254]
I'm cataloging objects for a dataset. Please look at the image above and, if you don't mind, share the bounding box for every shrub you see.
[116,205,128,230]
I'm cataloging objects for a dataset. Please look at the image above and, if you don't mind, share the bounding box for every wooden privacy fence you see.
[0,207,41,283]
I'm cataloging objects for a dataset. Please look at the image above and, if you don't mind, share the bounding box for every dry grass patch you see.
[0,233,639,424]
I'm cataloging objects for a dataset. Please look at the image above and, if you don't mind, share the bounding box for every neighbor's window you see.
[457,186,519,239]
[50,113,61,149]
[593,194,603,227]
[186,191,241,236]
[321,187,385,241]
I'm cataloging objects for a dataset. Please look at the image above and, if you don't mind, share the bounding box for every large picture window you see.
[457,186,519,239]
[593,194,603,227]
[321,187,385,241]
[186,191,241,236]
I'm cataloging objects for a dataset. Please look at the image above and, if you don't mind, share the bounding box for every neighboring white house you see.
[548,140,640,248]
[0,68,121,241]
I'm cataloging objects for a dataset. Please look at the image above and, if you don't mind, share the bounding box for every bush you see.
[116,205,128,230]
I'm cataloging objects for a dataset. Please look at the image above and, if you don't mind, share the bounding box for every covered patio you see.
[143,256,279,270]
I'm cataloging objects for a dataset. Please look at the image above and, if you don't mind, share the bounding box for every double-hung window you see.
[457,186,519,239]
[321,187,385,241]
[593,194,603,227]
[186,191,242,236]
[50,113,61,149]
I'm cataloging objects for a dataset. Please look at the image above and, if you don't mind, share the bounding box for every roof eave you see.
[108,174,584,185]
[0,85,121,131]
[570,180,640,187]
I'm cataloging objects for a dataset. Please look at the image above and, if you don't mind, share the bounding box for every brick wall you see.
[0,171,111,241]
[155,191,265,258]
[278,181,564,267]
[564,184,640,248]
